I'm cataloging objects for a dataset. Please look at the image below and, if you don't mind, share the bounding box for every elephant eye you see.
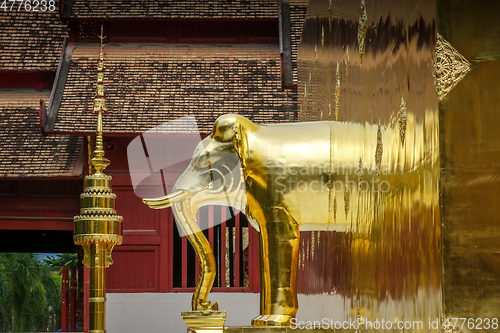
[207,154,221,165]
[197,154,210,167]
[196,153,222,168]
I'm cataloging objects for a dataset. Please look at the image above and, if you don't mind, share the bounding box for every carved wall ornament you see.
[398,96,407,145]
[375,121,383,183]
[311,231,315,258]
[357,158,364,191]
[345,47,350,78]
[333,195,337,222]
[306,238,310,260]
[433,33,471,101]
[335,62,341,121]
[344,171,350,217]
[357,0,367,64]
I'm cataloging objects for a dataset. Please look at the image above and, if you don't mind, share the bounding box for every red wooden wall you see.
[0,178,82,252]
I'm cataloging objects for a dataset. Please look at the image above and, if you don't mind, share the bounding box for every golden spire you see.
[91,25,110,175]
[93,25,107,115]
[91,109,110,174]
[74,25,122,333]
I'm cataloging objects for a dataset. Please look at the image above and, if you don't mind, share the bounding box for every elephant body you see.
[143,114,411,327]
[239,116,385,235]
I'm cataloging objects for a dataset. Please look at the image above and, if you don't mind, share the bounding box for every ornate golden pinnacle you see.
[73,26,122,333]
[93,25,107,115]
[74,25,121,263]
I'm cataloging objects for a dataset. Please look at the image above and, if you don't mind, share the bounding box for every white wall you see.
[107,292,350,332]
[106,292,260,333]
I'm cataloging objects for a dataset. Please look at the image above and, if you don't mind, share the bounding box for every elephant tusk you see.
[142,190,189,209]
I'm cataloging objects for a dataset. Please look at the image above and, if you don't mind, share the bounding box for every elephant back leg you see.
[251,206,299,327]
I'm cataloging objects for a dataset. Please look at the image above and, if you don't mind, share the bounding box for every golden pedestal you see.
[181,311,226,333]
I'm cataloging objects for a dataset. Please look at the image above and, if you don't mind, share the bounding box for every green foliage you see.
[0,255,13,331]
[0,253,62,332]
[44,253,78,273]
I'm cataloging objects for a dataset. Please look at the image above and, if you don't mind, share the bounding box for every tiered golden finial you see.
[74,25,122,333]
[93,25,107,115]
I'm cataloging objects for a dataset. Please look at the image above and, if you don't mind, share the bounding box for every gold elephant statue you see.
[143,113,425,326]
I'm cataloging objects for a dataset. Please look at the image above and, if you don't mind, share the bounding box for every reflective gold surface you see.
[438,0,500,328]
[296,0,441,331]
[73,28,122,333]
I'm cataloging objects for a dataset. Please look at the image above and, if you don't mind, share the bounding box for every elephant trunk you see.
[171,197,218,311]
[142,190,189,209]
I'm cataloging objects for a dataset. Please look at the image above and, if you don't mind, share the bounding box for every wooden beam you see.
[0,218,74,231]
[279,0,295,89]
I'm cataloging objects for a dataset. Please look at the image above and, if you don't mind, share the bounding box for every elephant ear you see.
[212,114,258,172]
[230,115,259,171]
[231,122,247,171]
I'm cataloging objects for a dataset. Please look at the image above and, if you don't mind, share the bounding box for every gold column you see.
[74,26,122,333]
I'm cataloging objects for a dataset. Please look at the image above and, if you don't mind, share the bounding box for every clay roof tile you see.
[0,91,83,177]
[50,45,298,134]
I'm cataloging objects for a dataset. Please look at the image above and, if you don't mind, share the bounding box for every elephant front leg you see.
[251,207,299,327]
[172,199,218,311]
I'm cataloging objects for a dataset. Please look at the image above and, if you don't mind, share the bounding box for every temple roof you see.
[0,91,83,177]
[67,0,278,19]
[46,44,297,135]
[0,9,67,71]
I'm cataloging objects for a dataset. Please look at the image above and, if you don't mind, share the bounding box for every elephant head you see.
[143,114,255,311]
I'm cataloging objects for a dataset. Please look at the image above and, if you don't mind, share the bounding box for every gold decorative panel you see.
[433,33,471,101]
